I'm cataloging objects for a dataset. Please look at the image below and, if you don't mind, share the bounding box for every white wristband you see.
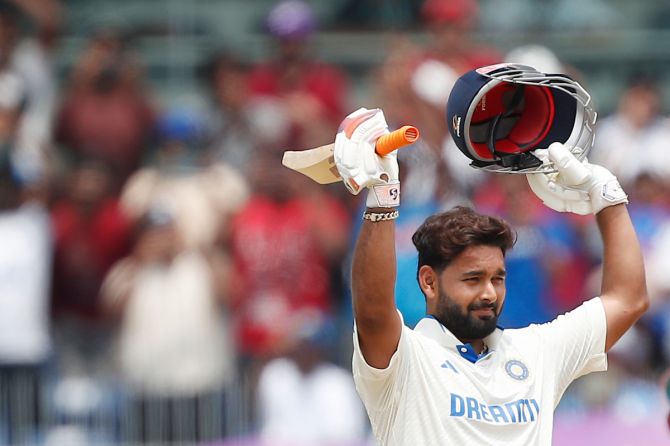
[366,181,400,208]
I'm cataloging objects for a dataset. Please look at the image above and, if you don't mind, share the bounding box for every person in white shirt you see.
[590,77,670,189]
[0,158,53,446]
[332,107,648,445]
[101,206,235,444]
[256,312,367,446]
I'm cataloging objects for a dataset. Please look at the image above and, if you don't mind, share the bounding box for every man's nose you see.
[481,280,498,303]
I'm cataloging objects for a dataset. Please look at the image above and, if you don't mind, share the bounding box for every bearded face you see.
[424,245,507,343]
[434,287,502,341]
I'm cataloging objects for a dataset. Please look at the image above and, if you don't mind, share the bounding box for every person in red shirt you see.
[50,157,132,375]
[228,152,350,361]
[56,31,155,183]
[419,0,500,73]
[51,158,132,321]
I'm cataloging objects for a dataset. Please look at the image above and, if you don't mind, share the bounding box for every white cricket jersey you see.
[352,297,608,446]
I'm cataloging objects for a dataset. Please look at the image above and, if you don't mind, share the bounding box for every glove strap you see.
[366,181,400,208]
[598,179,628,204]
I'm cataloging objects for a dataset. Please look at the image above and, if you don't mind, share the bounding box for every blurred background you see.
[0,0,670,444]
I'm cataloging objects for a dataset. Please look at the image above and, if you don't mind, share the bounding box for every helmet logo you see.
[452,115,462,137]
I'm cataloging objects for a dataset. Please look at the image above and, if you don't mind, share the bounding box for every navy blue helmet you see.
[446,63,596,173]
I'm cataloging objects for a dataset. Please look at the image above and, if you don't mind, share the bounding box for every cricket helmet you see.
[446,63,596,173]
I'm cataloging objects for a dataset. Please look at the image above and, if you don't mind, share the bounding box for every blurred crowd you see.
[0,0,669,444]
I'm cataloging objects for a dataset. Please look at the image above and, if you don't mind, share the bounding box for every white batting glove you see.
[526,142,628,215]
[334,107,400,208]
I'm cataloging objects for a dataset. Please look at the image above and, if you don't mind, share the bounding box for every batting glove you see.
[526,142,628,215]
[334,107,400,208]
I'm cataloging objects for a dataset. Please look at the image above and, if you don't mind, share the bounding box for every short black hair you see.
[412,206,516,275]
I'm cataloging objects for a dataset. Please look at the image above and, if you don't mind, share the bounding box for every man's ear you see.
[418,265,438,301]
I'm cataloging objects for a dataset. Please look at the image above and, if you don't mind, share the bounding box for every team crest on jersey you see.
[505,359,529,381]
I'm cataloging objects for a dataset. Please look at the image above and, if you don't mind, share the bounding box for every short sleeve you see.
[533,297,607,395]
[351,311,414,412]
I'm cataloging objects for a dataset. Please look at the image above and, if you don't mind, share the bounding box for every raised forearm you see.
[333,107,404,367]
[597,204,649,350]
[352,217,401,368]
[353,219,397,321]
[598,205,646,299]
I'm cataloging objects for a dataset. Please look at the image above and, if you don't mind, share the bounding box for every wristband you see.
[362,210,399,222]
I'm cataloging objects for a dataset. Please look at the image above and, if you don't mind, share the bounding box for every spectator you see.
[248,0,350,151]
[0,0,61,182]
[256,312,367,446]
[100,205,235,444]
[418,0,500,74]
[590,76,670,189]
[104,108,247,442]
[626,173,670,258]
[199,51,290,173]
[637,186,670,370]
[228,151,350,362]
[50,156,132,376]
[56,30,155,183]
[120,107,249,251]
[0,71,52,444]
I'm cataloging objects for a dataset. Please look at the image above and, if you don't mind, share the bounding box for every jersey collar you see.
[415,315,503,363]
